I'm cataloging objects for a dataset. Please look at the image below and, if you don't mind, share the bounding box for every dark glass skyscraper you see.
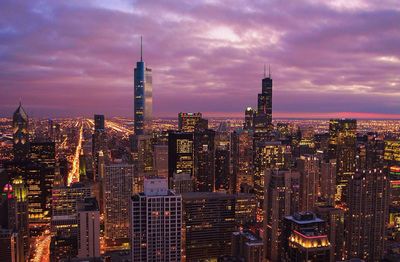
[13,103,29,162]
[134,37,152,135]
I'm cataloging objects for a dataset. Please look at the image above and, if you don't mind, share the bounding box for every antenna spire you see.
[140,36,143,62]
[269,64,271,78]
[263,64,266,78]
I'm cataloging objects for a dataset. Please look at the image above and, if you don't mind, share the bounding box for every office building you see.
[13,103,29,162]
[131,178,182,262]
[231,230,263,262]
[182,192,256,261]
[315,206,345,261]
[153,144,168,178]
[103,165,134,249]
[171,173,193,193]
[77,198,100,259]
[231,129,254,193]
[282,212,331,262]
[254,141,290,212]
[92,114,107,180]
[215,145,231,192]
[134,37,152,135]
[264,169,301,261]
[328,119,357,204]
[194,129,215,192]
[320,160,337,206]
[178,112,204,132]
[168,132,194,187]
[28,141,56,223]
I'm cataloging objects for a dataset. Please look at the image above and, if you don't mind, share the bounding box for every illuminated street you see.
[67,121,83,185]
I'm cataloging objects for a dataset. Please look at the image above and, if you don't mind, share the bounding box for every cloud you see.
[0,0,399,118]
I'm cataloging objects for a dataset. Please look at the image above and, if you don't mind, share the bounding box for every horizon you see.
[1,0,399,118]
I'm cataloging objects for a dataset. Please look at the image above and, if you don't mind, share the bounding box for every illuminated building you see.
[13,102,29,162]
[297,155,320,212]
[131,134,154,174]
[315,206,345,261]
[168,132,194,187]
[215,145,231,192]
[254,141,290,212]
[171,173,193,193]
[264,169,300,261]
[153,144,168,178]
[384,140,400,236]
[28,141,56,223]
[0,229,22,262]
[231,129,254,193]
[77,198,100,259]
[194,128,215,192]
[50,235,77,262]
[78,149,87,182]
[346,169,389,261]
[131,178,182,262]
[94,114,105,130]
[282,212,331,262]
[182,192,256,261]
[252,67,273,133]
[320,160,336,206]
[92,114,107,180]
[244,107,254,130]
[9,178,29,259]
[328,119,357,204]
[134,37,152,135]
[231,230,263,262]
[178,112,204,132]
[104,164,134,249]
[51,183,91,236]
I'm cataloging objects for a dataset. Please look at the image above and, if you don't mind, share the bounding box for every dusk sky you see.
[0,0,399,118]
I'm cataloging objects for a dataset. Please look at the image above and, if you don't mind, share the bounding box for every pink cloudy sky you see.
[0,0,399,118]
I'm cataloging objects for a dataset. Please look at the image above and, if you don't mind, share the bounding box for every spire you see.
[269,64,271,78]
[264,64,266,78]
[140,36,143,62]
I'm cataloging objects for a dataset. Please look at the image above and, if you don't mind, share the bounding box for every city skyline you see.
[1,0,400,119]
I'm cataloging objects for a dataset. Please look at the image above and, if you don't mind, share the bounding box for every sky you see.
[0,0,399,119]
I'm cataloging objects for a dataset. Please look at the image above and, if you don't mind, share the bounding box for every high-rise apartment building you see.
[297,155,320,212]
[346,168,389,261]
[131,178,182,262]
[104,165,134,249]
[77,198,100,259]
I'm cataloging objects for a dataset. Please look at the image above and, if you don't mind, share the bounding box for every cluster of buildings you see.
[0,43,399,262]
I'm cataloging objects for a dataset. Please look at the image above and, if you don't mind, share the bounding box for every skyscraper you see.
[131,178,182,262]
[178,112,204,132]
[253,66,273,133]
[282,212,331,262]
[168,131,194,187]
[134,37,152,135]
[231,129,254,193]
[264,169,300,261]
[92,114,107,180]
[13,103,29,162]
[77,198,100,259]
[28,141,56,224]
[194,128,215,192]
[328,119,357,204]
[103,164,134,249]
[346,168,389,261]
[182,192,256,261]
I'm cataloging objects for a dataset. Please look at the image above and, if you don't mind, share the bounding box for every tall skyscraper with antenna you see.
[253,65,273,133]
[134,37,153,135]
